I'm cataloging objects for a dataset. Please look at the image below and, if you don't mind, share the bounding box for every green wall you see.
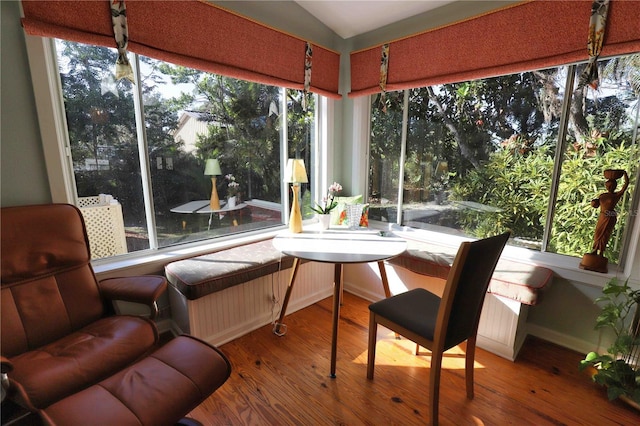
[1,0,51,206]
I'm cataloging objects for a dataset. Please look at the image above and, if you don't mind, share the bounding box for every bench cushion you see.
[386,238,552,305]
[165,239,296,300]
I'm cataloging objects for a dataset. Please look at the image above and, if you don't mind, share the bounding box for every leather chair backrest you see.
[1,204,105,357]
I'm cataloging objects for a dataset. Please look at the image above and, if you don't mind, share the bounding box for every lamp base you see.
[210,177,220,210]
[289,184,303,233]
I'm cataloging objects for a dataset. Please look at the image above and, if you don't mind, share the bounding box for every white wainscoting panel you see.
[169,261,334,346]
[476,293,529,361]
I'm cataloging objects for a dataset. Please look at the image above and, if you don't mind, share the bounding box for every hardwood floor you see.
[187,292,640,425]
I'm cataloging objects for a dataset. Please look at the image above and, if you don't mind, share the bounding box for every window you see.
[53,39,317,259]
[369,55,639,267]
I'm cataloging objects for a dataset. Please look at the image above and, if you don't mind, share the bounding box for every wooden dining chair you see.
[366,232,510,425]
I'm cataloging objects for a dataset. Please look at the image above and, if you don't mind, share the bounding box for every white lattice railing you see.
[78,195,128,259]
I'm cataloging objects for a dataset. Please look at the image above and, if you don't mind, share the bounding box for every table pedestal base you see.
[274,259,392,378]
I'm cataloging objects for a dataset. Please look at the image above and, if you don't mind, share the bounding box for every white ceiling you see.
[293,0,456,39]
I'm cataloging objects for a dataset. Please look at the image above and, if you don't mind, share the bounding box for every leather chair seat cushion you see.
[41,335,232,426]
[9,315,158,409]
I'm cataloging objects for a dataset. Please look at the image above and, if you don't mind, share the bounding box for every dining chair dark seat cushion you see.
[367,231,510,426]
[369,288,440,341]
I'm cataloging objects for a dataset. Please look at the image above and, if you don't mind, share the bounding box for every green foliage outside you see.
[449,144,554,242]
[58,40,313,247]
[449,137,637,262]
[370,55,639,265]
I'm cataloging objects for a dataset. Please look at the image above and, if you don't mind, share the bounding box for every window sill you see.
[94,219,630,289]
[92,225,289,278]
[381,223,628,289]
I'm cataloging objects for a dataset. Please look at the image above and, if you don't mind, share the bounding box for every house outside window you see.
[368,55,639,267]
[53,40,317,259]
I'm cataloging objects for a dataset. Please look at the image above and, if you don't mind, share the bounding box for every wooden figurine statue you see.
[580,169,629,273]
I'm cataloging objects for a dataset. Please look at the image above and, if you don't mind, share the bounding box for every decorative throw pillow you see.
[359,204,369,227]
[330,195,363,225]
[339,203,370,227]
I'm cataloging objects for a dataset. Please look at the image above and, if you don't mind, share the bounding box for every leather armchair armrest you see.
[1,355,13,375]
[98,275,167,319]
[2,355,14,403]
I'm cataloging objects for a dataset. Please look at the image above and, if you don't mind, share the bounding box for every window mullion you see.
[280,87,290,224]
[131,54,158,249]
[313,94,326,206]
[619,98,640,274]
[396,89,410,225]
[541,65,576,252]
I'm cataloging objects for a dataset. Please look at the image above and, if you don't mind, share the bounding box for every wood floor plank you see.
[187,292,640,425]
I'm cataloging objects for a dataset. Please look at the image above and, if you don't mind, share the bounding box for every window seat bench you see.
[165,239,299,301]
[377,236,553,360]
[164,234,552,360]
[163,239,333,345]
[387,237,553,306]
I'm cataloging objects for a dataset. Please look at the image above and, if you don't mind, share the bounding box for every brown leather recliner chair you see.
[1,204,230,425]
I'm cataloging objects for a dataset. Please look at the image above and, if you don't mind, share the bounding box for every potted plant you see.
[580,277,640,407]
[225,174,240,207]
[310,182,342,230]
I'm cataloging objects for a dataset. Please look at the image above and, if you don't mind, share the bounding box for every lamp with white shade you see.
[284,158,308,233]
[204,159,222,210]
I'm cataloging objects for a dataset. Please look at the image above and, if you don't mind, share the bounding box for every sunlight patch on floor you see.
[351,330,486,369]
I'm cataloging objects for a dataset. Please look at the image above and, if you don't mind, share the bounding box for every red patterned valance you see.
[21,0,341,99]
[350,0,640,97]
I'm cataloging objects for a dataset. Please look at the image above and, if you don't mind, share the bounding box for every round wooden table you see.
[273,229,407,377]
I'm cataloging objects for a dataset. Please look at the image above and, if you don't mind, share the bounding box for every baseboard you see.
[527,323,595,355]
[344,281,380,303]
[476,335,520,361]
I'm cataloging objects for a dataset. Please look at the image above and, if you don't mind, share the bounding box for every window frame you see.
[22,33,640,286]
[361,60,640,287]
[25,34,332,275]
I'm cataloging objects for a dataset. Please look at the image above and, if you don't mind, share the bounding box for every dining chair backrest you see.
[437,232,510,351]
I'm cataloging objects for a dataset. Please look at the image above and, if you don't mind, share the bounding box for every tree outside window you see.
[56,40,314,258]
[369,54,639,265]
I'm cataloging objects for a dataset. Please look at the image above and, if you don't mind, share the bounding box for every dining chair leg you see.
[465,335,477,400]
[429,349,443,426]
[367,313,378,380]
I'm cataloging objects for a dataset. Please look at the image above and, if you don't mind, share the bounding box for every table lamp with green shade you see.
[204,159,222,210]
[284,159,308,233]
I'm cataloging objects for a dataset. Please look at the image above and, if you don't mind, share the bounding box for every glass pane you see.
[548,55,639,264]
[56,40,149,257]
[401,70,562,245]
[288,91,315,220]
[57,41,314,259]
[368,91,405,223]
[143,60,292,246]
